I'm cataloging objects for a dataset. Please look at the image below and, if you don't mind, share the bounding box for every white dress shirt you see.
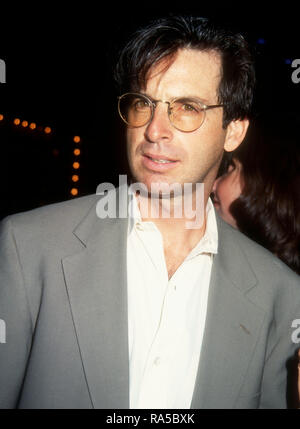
[127,192,218,409]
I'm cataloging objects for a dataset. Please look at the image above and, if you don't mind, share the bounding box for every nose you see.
[212,176,221,195]
[144,102,173,143]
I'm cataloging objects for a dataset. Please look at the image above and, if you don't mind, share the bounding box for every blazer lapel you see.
[191,216,266,409]
[62,197,130,409]
[61,193,267,409]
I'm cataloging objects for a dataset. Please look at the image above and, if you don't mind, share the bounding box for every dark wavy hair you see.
[224,114,300,275]
[114,15,256,128]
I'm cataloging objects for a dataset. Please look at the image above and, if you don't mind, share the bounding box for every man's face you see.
[126,48,231,197]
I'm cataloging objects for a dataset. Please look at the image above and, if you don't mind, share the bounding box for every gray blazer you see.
[0,193,299,409]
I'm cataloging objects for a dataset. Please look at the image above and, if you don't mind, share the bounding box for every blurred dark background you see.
[0,1,299,219]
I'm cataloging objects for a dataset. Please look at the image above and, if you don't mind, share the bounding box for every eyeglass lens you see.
[118,93,205,132]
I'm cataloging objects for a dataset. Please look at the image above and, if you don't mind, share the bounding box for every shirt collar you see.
[127,188,218,256]
[187,197,218,258]
[127,189,143,233]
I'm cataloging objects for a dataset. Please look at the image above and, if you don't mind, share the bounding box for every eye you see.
[130,97,150,112]
[227,163,236,173]
[172,99,202,115]
[182,103,197,112]
[226,159,239,175]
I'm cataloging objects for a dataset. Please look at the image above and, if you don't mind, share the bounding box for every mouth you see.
[144,153,177,163]
[141,153,179,171]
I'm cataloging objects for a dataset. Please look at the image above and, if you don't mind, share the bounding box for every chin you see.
[133,172,173,188]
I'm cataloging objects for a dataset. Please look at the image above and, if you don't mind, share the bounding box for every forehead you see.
[145,48,222,102]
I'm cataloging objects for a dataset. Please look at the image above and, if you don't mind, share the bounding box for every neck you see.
[136,187,210,245]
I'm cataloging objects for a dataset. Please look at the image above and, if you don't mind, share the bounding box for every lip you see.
[141,153,179,172]
[143,152,177,162]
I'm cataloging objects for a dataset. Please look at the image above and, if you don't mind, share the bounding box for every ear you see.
[224,118,249,152]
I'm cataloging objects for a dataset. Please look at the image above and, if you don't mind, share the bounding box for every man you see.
[0,15,299,409]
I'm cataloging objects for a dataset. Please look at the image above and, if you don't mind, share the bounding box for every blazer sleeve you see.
[0,217,33,408]
[258,272,300,409]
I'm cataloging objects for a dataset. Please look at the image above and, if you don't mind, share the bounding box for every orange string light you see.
[70,188,78,196]
[3,116,84,196]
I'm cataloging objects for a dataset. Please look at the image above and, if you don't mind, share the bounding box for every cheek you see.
[218,178,233,206]
[217,174,242,211]
[126,129,137,149]
[126,129,140,160]
[190,125,227,165]
[214,177,238,228]
[185,132,217,161]
[229,172,243,202]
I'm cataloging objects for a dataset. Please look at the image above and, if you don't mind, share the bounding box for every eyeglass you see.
[118,92,224,133]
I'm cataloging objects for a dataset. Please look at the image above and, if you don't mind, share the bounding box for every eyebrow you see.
[141,92,212,105]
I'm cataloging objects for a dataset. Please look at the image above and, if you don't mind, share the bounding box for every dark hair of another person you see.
[224,114,300,275]
[114,15,256,128]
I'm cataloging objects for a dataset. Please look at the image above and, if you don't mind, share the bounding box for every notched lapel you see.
[191,216,266,409]
[62,201,129,409]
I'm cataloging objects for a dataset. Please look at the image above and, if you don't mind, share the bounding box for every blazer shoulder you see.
[217,214,300,289]
[2,194,98,229]
[0,194,100,251]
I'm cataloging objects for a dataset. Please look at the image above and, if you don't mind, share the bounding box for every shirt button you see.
[154,357,161,366]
